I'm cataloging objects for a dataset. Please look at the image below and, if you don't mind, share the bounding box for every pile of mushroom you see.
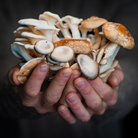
[11,11,135,84]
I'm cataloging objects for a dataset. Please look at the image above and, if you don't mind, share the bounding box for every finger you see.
[21,63,49,106]
[108,64,124,87]
[74,77,106,114]
[88,77,118,106]
[59,69,81,106]
[41,67,72,108]
[58,105,77,124]
[66,92,91,122]
[8,66,21,85]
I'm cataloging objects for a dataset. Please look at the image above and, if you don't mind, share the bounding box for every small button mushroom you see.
[21,31,46,45]
[51,46,74,63]
[77,54,99,80]
[102,22,135,49]
[61,15,83,39]
[39,11,61,26]
[34,40,54,58]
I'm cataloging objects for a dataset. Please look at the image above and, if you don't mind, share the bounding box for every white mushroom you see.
[15,38,30,43]
[77,54,99,79]
[21,31,46,45]
[51,46,74,63]
[34,40,54,58]
[11,43,35,61]
[70,63,80,70]
[99,42,120,74]
[39,11,61,26]
[62,15,83,39]
[18,18,46,35]
[35,24,60,42]
[14,26,31,37]
[46,54,59,64]
[56,21,72,38]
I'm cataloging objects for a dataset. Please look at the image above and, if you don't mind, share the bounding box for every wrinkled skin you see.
[8,63,124,124]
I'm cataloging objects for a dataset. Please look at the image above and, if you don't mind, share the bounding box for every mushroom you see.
[80,16,107,40]
[55,21,71,39]
[92,28,102,50]
[46,54,59,64]
[61,15,83,39]
[11,43,36,61]
[99,42,120,74]
[21,31,46,45]
[39,11,61,26]
[77,54,99,79]
[50,46,74,63]
[15,38,30,44]
[52,30,61,43]
[18,18,46,35]
[34,39,54,58]
[54,39,92,54]
[102,22,135,49]
[35,23,60,42]
[17,57,47,84]
[14,26,31,37]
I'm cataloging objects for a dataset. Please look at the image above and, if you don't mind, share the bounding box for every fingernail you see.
[58,107,67,115]
[62,71,72,79]
[75,80,85,89]
[67,94,77,104]
[111,74,119,85]
[40,64,49,73]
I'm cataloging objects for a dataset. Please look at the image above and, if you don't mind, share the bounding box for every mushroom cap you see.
[35,24,60,31]
[62,15,83,25]
[54,39,92,54]
[51,46,74,62]
[39,11,61,25]
[21,32,46,39]
[81,16,107,29]
[17,57,46,84]
[77,54,99,79]
[34,40,54,54]
[18,18,47,26]
[102,22,135,49]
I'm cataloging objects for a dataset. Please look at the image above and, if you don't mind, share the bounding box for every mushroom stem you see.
[99,43,120,74]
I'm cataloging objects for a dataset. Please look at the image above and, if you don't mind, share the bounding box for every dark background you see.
[0,0,138,138]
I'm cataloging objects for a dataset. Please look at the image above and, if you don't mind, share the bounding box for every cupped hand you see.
[58,64,124,124]
[8,63,72,114]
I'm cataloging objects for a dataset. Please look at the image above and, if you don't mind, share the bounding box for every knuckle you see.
[101,89,110,99]
[80,114,91,122]
[96,108,106,115]
[22,100,32,107]
[35,108,47,114]
[46,95,58,105]
[92,99,102,110]
[108,98,117,106]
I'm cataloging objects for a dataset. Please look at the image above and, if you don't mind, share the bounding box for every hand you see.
[8,63,72,114]
[57,64,124,124]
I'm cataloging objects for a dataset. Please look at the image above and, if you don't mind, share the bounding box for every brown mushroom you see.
[102,22,135,49]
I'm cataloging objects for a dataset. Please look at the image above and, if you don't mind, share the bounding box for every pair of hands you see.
[8,63,124,124]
